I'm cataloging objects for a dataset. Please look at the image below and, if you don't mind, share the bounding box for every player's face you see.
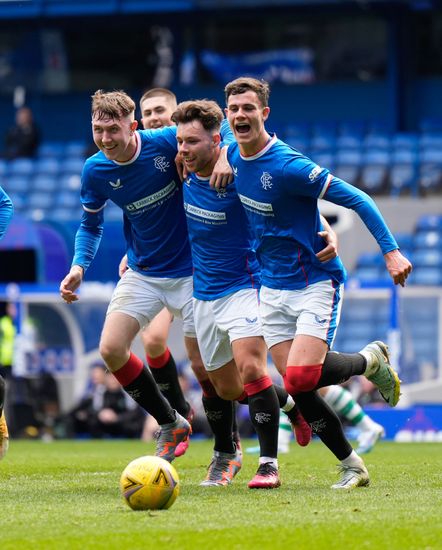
[92,114,138,162]
[176,120,220,177]
[225,90,270,154]
[140,97,175,129]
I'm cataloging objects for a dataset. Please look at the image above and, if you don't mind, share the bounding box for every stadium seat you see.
[37,142,65,159]
[409,267,442,286]
[32,175,58,193]
[391,133,419,152]
[338,120,366,139]
[309,134,336,154]
[418,134,442,150]
[0,160,7,177]
[363,134,391,151]
[412,249,442,268]
[335,135,363,150]
[5,191,27,212]
[418,148,442,194]
[415,214,442,233]
[413,230,442,249]
[60,157,84,176]
[28,192,54,210]
[390,149,419,196]
[8,158,34,176]
[3,175,31,194]
[360,149,390,194]
[355,251,384,267]
[34,157,61,177]
[51,207,80,222]
[63,141,87,158]
[285,135,310,155]
[334,149,362,185]
[55,190,79,209]
[311,151,335,172]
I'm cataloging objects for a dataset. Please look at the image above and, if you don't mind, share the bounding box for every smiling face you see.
[140,95,176,129]
[225,90,270,156]
[92,113,138,162]
[176,119,220,177]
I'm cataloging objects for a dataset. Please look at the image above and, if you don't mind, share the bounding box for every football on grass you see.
[120,455,180,511]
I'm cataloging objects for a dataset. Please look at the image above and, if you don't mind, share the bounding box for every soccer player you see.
[0,185,13,460]
[59,90,232,462]
[172,99,333,488]
[118,88,193,453]
[224,77,412,489]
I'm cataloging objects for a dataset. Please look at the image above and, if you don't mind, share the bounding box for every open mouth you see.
[235,123,251,135]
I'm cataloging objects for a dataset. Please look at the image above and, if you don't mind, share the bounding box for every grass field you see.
[1,439,441,550]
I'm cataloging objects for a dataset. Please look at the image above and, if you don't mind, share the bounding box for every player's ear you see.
[131,120,138,132]
[262,106,270,121]
[212,132,221,147]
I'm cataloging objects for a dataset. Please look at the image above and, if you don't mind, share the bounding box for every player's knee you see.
[283,365,322,395]
[99,339,126,365]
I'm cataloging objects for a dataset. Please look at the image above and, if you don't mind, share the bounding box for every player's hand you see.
[175,152,186,182]
[119,254,129,278]
[59,265,84,303]
[384,249,412,287]
[210,146,233,189]
[316,230,338,262]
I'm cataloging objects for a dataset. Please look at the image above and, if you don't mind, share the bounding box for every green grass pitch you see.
[1,439,441,550]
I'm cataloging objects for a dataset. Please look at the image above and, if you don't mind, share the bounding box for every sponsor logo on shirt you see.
[260,171,273,190]
[238,194,274,215]
[126,181,176,212]
[154,156,170,172]
[184,203,226,221]
[308,164,323,182]
[245,316,258,324]
[314,314,327,325]
[232,166,238,176]
[109,178,123,189]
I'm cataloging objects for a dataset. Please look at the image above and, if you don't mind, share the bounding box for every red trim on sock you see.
[199,378,218,398]
[147,348,171,369]
[244,375,273,396]
[236,390,248,403]
[112,353,144,387]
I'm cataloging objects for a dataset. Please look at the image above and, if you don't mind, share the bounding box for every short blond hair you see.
[91,90,135,120]
[139,88,177,110]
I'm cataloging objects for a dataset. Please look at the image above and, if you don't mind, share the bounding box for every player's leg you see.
[231,336,280,489]
[261,285,369,489]
[100,273,190,462]
[320,385,385,454]
[0,374,9,460]
[142,308,192,419]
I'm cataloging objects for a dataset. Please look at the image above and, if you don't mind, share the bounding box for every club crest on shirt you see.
[109,178,123,189]
[309,165,323,182]
[260,172,273,190]
[154,156,170,172]
[216,188,227,199]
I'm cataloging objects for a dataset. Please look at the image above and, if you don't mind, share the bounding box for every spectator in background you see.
[3,106,40,160]
[0,301,17,380]
[63,365,145,439]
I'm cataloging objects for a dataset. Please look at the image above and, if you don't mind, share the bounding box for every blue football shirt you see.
[227,134,398,290]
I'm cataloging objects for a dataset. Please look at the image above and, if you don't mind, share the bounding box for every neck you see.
[117,134,138,163]
[239,131,271,157]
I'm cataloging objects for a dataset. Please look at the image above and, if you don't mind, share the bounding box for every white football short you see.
[107,269,196,337]
[193,288,263,371]
[259,280,343,350]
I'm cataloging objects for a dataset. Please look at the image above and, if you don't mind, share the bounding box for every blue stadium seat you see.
[391,133,419,152]
[59,173,81,191]
[311,152,335,172]
[351,265,383,282]
[419,134,442,150]
[3,175,31,194]
[338,120,366,139]
[413,230,442,249]
[28,192,54,210]
[355,251,384,267]
[334,149,362,185]
[390,149,419,196]
[60,157,84,176]
[415,214,442,233]
[34,157,61,177]
[0,160,7,177]
[409,267,442,286]
[418,148,442,194]
[63,141,87,158]
[310,134,336,153]
[50,207,81,222]
[363,134,391,151]
[32,174,58,193]
[412,249,442,268]
[55,190,79,208]
[360,150,390,194]
[284,122,310,140]
[336,135,363,150]
[285,136,310,154]
[5,191,27,212]
[37,142,65,159]
[8,158,34,176]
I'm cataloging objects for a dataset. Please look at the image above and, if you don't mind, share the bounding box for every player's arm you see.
[60,208,104,303]
[323,177,412,286]
[0,186,13,241]
[316,214,338,262]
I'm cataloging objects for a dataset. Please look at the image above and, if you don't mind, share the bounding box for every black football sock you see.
[247,386,280,458]
[202,395,235,454]
[123,366,176,425]
[148,350,190,417]
[315,351,367,389]
[294,391,353,460]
